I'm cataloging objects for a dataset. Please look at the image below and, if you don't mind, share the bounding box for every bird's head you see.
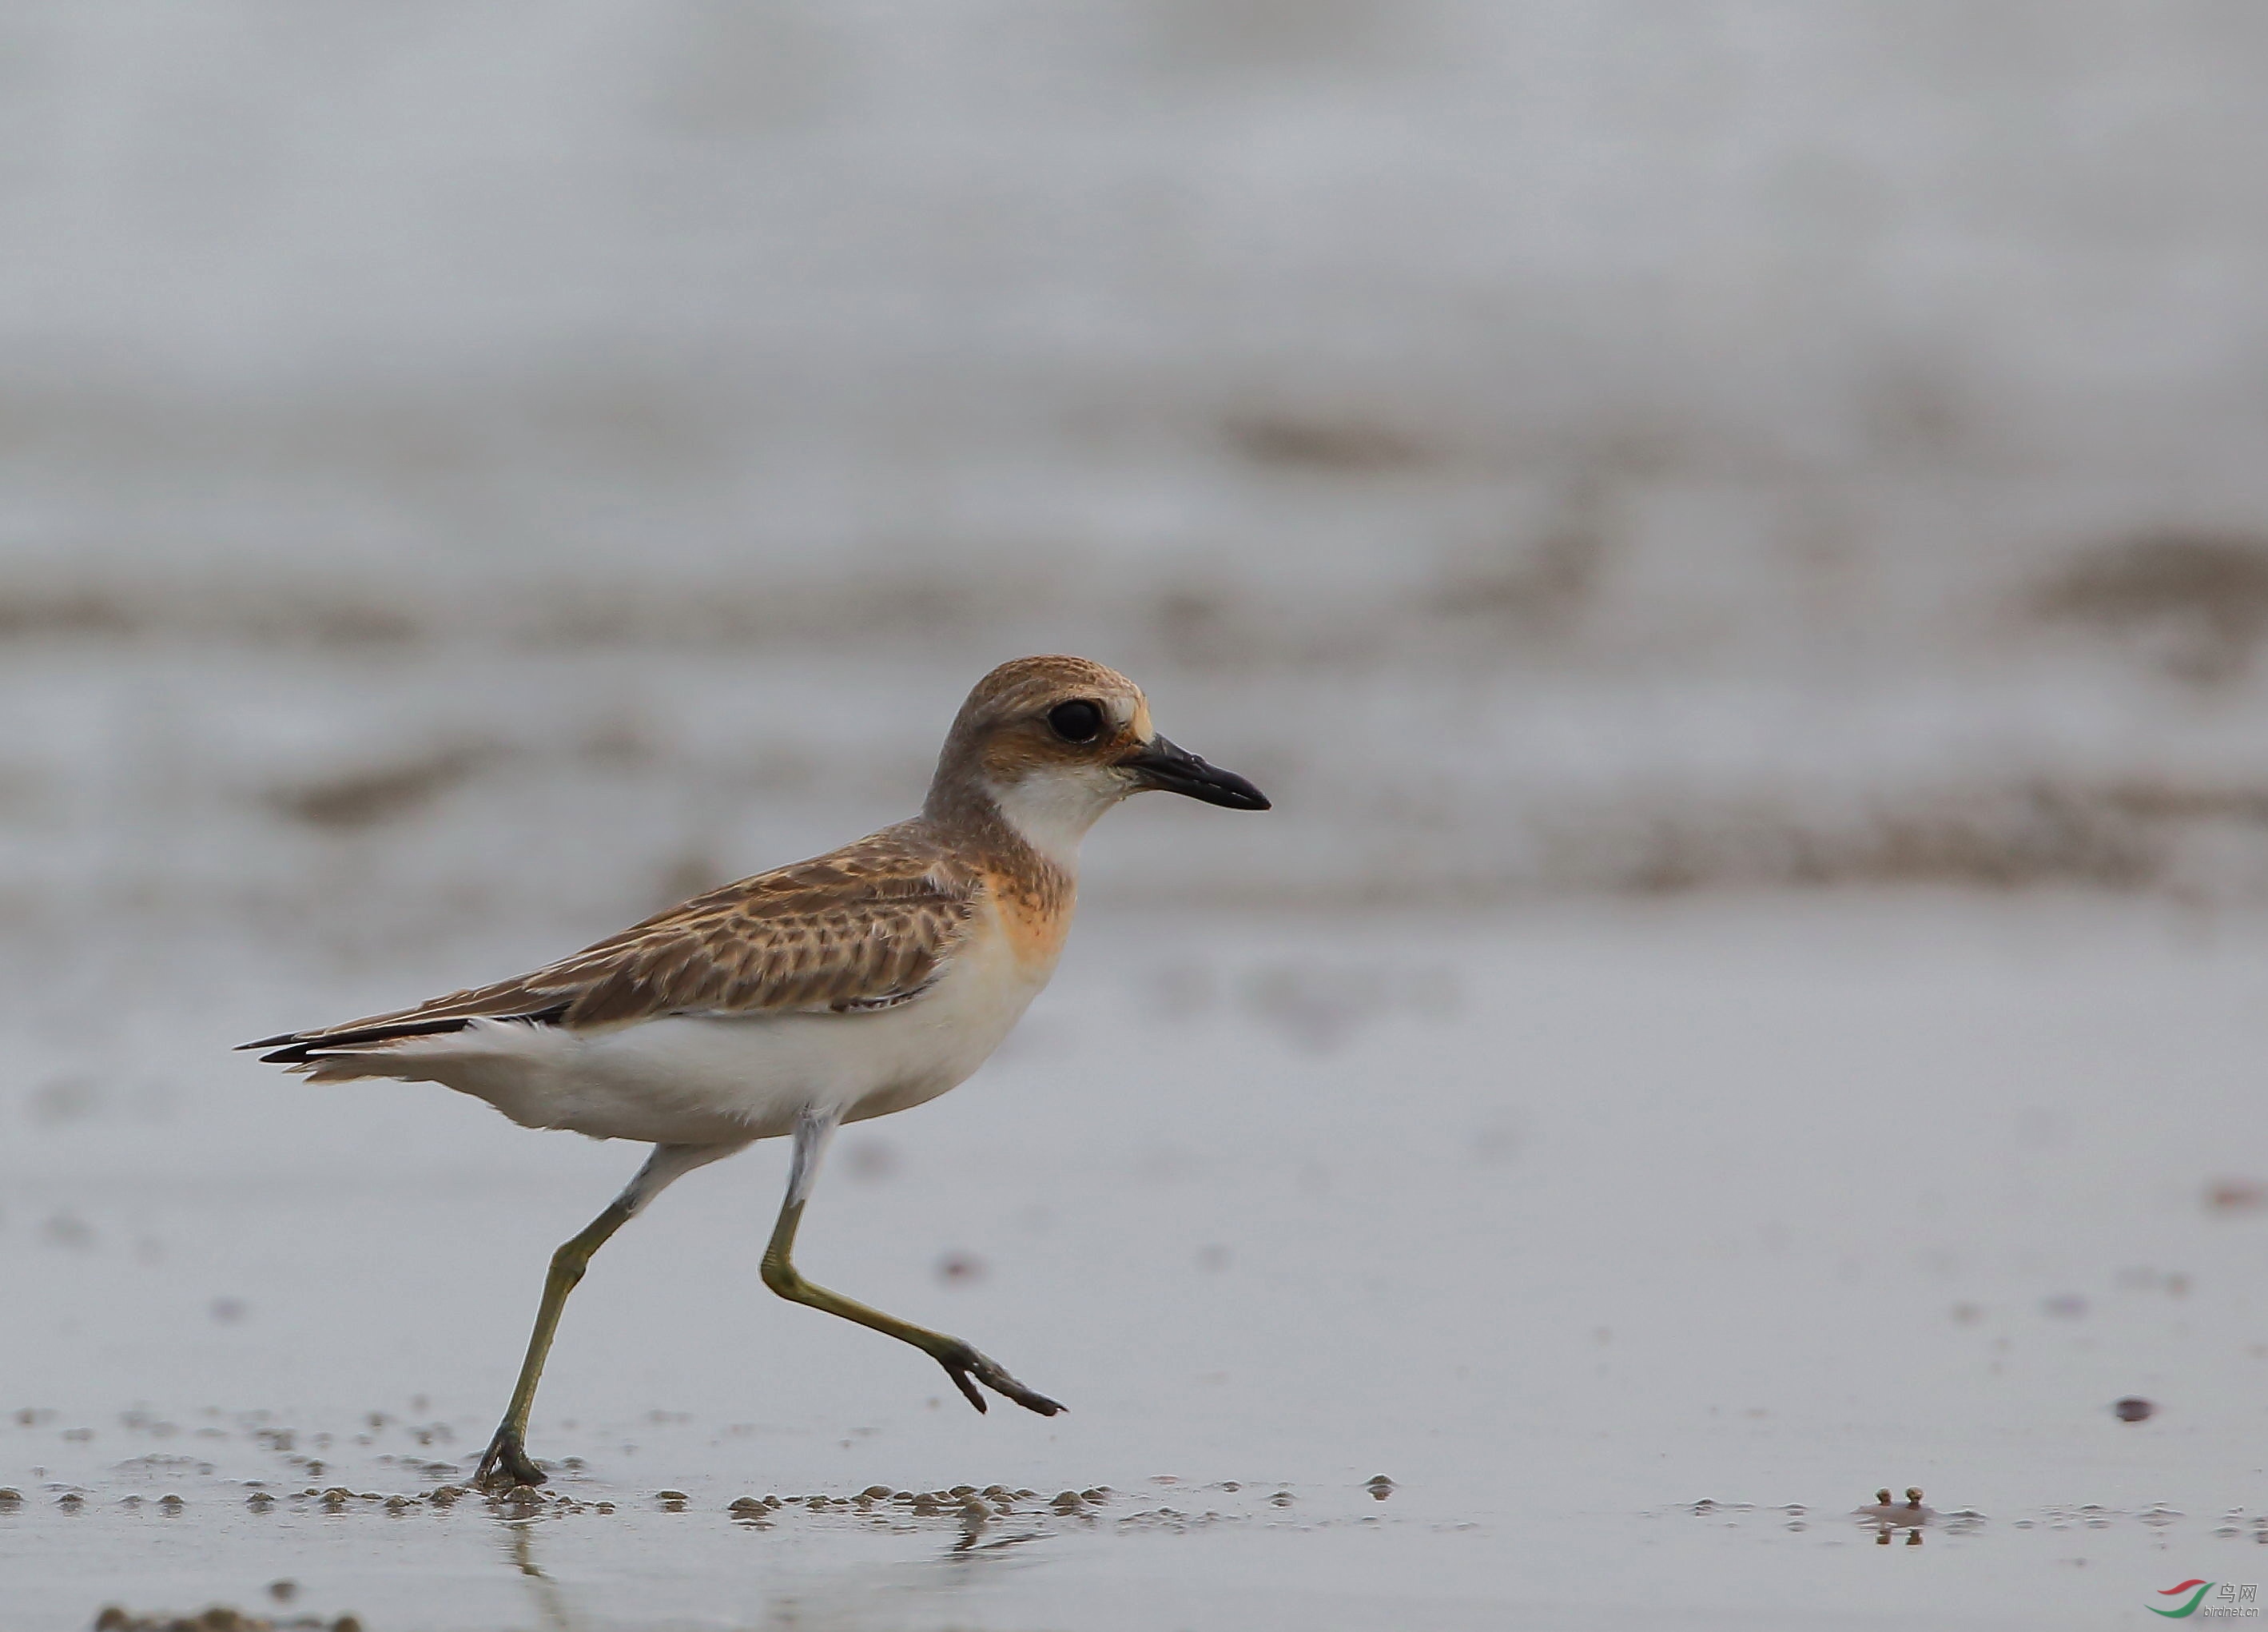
[928,655,1269,867]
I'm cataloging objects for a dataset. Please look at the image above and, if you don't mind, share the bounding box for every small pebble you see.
[2114,1395,2157,1422]
[1855,1486,1934,1526]
[269,1582,297,1603]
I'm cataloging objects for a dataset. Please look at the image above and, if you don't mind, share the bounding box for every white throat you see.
[987,771,1125,874]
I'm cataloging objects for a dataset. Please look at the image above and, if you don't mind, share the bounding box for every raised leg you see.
[475,1141,739,1490]
[761,1109,1064,1416]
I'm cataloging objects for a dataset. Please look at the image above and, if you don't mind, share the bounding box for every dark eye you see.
[1048,700,1104,742]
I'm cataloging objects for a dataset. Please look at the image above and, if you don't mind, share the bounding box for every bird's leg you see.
[474,1200,631,1491]
[760,1109,1064,1417]
[475,1142,735,1491]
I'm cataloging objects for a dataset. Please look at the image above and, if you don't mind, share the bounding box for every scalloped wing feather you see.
[249,826,984,1061]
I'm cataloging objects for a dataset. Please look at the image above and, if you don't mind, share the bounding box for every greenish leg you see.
[474,1200,632,1489]
[760,1111,1064,1418]
[475,1143,735,1491]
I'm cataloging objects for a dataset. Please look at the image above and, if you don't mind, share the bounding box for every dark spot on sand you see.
[2206,1177,2267,1214]
[271,745,485,830]
[1224,413,1426,473]
[2034,531,2268,683]
[935,1250,985,1285]
[2114,1396,2156,1422]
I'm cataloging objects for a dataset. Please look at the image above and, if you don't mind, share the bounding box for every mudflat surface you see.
[3,896,2266,1629]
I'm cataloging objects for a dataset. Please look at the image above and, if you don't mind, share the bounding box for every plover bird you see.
[243,655,1268,1490]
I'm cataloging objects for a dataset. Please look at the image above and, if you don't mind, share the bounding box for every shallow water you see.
[5,894,2266,1628]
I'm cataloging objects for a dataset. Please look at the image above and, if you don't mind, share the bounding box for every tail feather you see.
[242,1003,570,1065]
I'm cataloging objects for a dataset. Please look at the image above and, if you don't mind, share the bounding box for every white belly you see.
[356,924,1049,1146]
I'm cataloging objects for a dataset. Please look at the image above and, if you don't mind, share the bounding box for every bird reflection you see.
[491,1492,1058,1632]
[504,1521,579,1632]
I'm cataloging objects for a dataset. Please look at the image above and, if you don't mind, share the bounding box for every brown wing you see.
[245,825,982,1061]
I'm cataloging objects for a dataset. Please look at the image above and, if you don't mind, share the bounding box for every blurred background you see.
[4,2,2268,957]
[7,9,2268,1625]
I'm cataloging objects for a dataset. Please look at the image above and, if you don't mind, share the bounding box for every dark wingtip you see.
[242,1006,565,1066]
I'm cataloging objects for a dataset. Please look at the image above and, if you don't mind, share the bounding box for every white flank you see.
[299,901,1048,1146]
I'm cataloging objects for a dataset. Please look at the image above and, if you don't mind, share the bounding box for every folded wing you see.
[245,827,982,1067]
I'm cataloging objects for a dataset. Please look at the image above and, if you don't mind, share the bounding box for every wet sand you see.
[4,895,2266,1629]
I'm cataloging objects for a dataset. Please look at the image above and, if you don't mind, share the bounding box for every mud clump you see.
[270,746,486,830]
[2034,531,2268,683]
[93,1609,362,1632]
[1223,413,1426,473]
[1855,1487,1933,1528]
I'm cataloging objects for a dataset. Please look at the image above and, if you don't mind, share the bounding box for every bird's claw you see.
[475,1427,547,1491]
[934,1340,1065,1417]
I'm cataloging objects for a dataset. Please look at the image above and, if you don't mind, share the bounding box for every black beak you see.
[1120,735,1271,810]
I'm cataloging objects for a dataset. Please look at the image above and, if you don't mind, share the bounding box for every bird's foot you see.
[933,1338,1065,1417]
[475,1427,547,1491]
